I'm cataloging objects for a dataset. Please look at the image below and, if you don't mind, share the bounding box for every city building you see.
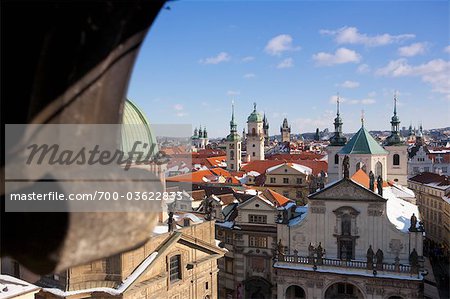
[326,97,347,182]
[226,103,242,172]
[215,190,295,299]
[263,113,270,147]
[327,96,408,185]
[275,170,425,299]
[0,275,40,299]
[39,220,224,299]
[408,172,450,255]
[280,118,291,143]
[192,126,210,150]
[408,144,450,177]
[246,103,265,162]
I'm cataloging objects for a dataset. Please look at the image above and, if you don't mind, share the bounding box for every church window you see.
[375,161,382,177]
[393,154,400,166]
[169,255,182,283]
[341,214,351,236]
[252,128,256,135]
[334,154,339,165]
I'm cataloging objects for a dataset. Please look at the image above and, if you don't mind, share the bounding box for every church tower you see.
[226,102,241,171]
[280,118,291,142]
[327,96,348,182]
[246,103,265,161]
[263,113,270,146]
[384,94,408,185]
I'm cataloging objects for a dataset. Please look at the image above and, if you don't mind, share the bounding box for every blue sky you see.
[127,0,449,138]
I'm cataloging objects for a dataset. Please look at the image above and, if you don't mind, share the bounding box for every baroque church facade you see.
[327,96,408,185]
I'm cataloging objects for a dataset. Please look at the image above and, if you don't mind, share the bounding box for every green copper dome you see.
[339,126,388,155]
[247,103,263,122]
[121,99,158,161]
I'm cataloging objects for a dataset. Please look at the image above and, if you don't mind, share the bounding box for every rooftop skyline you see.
[128,0,449,138]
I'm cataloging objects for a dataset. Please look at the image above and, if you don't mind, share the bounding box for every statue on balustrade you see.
[409,248,419,274]
[369,171,375,191]
[343,155,350,178]
[366,245,374,270]
[377,175,383,196]
[409,213,417,232]
[375,249,384,270]
[277,239,285,256]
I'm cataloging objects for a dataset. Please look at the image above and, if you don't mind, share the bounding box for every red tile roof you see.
[409,172,450,186]
[267,152,325,161]
[262,189,291,207]
[351,169,389,188]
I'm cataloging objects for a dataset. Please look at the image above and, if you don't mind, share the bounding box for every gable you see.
[266,164,308,176]
[237,195,276,211]
[309,178,386,202]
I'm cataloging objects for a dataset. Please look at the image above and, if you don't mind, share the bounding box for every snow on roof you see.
[257,195,275,207]
[0,275,40,299]
[273,262,423,281]
[443,196,450,205]
[152,225,169,235]
[266,163,312,174]
[43,252,159,297]
[246,171,261,177]
[384,187,420,232]
[216,221,234,228]
[181,213,203,223]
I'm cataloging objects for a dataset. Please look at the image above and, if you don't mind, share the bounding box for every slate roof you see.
[339,126,388,155]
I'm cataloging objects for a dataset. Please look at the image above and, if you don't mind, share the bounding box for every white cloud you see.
[264,34,300,56]
[339,80,360,88]
[376,58,450,98]
[320,26,415,47]
[329,95,375,105]
[243,73,256,79]
[277,58,294,69]
[292,110,335,132]
[242,56,255,62]
[227,90,240,96]
[199,52,231,64]
[357,64,370,73]
[173,104,187,117]
[398,42,427,57]
[313,48,361,66]
[368,91,377,98]
[444,45,450,53]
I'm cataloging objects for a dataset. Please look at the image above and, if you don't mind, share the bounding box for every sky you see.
[127,0,449,138]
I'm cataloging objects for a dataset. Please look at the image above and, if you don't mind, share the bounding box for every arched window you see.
[393,154,400,166]
[285,285,306,299]
[230,150,234,160]
[375,161,382,177]
[334,154,339,165]
[252,128,256,135]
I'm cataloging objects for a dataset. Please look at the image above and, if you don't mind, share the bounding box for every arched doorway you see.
[324,282,364,299]
[286,285,306,299]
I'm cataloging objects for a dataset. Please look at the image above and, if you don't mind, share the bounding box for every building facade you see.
[246,103,265,162]
[276,176,425,299]
[226,103,242,172]
[280,118,291,143]
[39,221,223,299]
[408,172,450,256]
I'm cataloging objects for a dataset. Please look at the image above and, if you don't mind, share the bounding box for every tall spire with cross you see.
[329,93,347,146]
[361,110,365,127]
[385,92,402,145]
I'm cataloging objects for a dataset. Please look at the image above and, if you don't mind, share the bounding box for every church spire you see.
[384,93,403,146]
[230,100,237,133]
[329,94,347,146]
